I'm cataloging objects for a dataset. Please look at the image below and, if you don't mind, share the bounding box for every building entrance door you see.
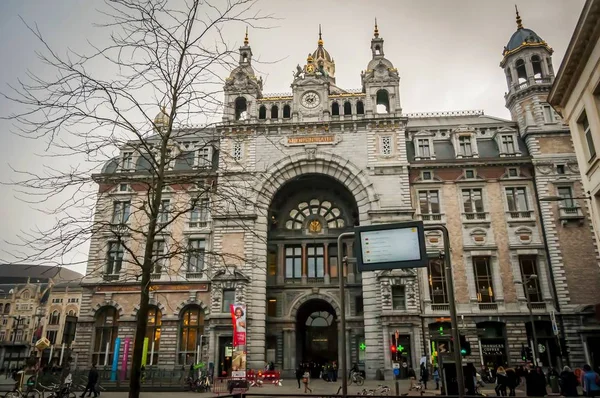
[218,336,233,377]
[296,299,337,376]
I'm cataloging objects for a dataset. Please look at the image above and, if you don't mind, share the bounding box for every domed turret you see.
[154,105,169,130]
[501,6,552,60]
[311,25,335,83]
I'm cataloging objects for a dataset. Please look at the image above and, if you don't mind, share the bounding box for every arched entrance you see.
[297,299,338,374]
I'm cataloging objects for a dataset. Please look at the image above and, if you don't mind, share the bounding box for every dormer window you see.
[507,167,519,178]
[458,136,473,157]
[416,138,432,159]
[196,146,212,168]
[465,170,476,179]
[121,151,133,171]
[500,134,516,155]
[422,171,432,181]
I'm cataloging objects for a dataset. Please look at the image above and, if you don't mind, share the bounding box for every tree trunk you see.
[129,267,151,398]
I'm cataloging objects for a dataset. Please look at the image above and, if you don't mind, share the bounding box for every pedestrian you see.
[408,366,416,390]
[332,361,338,382]
[433,366,440,390]
[559,366,579,397]
[529,366,547,397]
[506,367,518,397]
[80,364,99,398]
[582,364,600,397]
[495,366,508,396]
[420,363,429,390]
[303,369,312,394]
[295,366,303,389]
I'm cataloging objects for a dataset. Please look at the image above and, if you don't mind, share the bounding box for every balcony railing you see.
[479,303,498,311]
[421,213,443,221]
[188,220,210,229]
[109,223,128,234]
[530,302,546,310]
[508,210,533,219]
[534,77,552,84]
[431,304,450,312]
[464,212,487,221]
[185,271,204,280]
[150,273,161,280]
[103,274,120,282]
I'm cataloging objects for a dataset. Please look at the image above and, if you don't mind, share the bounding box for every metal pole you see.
[337,232,354,398]
[424,225,464,398]
[523,280,540,367]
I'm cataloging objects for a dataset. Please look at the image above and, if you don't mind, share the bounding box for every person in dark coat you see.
[81,364,99,398]
[560,366,579,397]
[295,366,303,389]
[506,368,518,396]
[496,366,508,396]
[527,366,547,397]
[420,363,430,389]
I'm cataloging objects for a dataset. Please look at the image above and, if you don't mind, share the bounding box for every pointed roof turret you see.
[311,24,336,82]
[501,5,552,60]
[515,5,523,29]
[374,18,379,38]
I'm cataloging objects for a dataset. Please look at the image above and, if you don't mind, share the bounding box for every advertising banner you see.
[230,304,247,347]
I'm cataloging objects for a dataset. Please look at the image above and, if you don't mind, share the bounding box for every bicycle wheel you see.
[355,376,364,386]
[25,391,40,398]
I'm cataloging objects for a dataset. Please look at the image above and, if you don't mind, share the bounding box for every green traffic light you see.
[398,345,404,352]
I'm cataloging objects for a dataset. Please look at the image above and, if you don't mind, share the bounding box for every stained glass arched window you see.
[285,199,345,230]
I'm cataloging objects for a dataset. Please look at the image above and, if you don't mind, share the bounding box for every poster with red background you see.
[230,304,247,347]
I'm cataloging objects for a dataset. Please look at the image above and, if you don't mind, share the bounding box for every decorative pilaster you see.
[277,244,285,284]
[301,243,307,284]
[324,244,330,284]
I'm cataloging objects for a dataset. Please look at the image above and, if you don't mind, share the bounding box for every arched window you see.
[331,102,340,116]
[270,105,278,119]
[178,306,205,365]
[343,102,352,116]
[4,303,10,314]
[234,97,248,120]
[146,307,162,365]
[516,59,527,83]
[49,310,60,325]
[21,290,30,299]
[93,306,119,366]
[356,101,365,115]
[242,52,248,63]
[531,55,543,79]
[67,310,76,316]
[283,104,291,119]
[285,198,346,230]
[376,89,390,114]
[258,105,267,120]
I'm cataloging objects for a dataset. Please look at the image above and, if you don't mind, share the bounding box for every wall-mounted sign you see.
[355,221,428,272]
[287,135,335,145]
[481,343,505,356]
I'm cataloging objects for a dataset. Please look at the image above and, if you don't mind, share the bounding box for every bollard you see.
[395,380,400,396]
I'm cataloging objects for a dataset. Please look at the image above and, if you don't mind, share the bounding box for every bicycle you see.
[348,371,364,386]
[5,372,41,398]
[358,385,390,396]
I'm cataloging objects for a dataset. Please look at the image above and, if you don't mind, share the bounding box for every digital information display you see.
[355,221,428,272]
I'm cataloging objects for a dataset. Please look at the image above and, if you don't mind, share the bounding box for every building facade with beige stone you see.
[74,13,600,378]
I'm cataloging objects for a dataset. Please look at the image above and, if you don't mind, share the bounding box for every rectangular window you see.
[381,136,392,155]
[0,331,5,342]
[556,165,566,174]
[465,170,475,179]
[232,142,243,161]
[158,199,170,225]
[458,136,472,156]
[187,239,205,273]
[518,256,543,303]
[190,199,209,228]
[307,245,324,278]
[197,146,212,167]
[462,188,484,215]
[428,259,448,304]
[267,298,277,317]
[557,186,576,209]
[355,296,364,315]
[422,171,432,180]
[417,139,431,158]
[473,257,495,303]
[543,105,555,123]
[391,286,406,310]
[508,168,519,177]
[501,135,516,153]
[222,290,235,313]
[121,152,133,171]
[46,330,58,345]
[418,190,440,215]
[151,240,165,274]
[505,187,529,212]
[580,112,597,160]
[107,242,124,275]
[285,246,302,279]
[112,201,131,224]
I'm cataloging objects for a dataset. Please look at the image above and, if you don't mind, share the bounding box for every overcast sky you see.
[0,0,584,274]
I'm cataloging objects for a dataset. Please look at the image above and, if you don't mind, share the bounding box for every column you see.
[290,329,297,368]
[347,242,355,284]
[283,329,292,370]
[420,268,431,303]
[383,325,391,370]
[277,244,285,285]
[324,243,330,284]
[208,327,216,365]
[301,243,307,284]
[490,256,505,303]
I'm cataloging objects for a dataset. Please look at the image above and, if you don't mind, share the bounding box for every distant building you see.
[74,10,600,378]
[0,264,82,369]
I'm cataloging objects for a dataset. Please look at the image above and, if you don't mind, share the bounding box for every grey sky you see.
[0,0,584,274]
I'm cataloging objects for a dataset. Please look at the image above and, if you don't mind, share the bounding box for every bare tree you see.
[1,1,271,397]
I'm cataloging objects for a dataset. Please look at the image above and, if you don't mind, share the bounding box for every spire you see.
[244,26,249,46]
[318,24,323,46]
[374,18,379,38]
[515,5,523,29]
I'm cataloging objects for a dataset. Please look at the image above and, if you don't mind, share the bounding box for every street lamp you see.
[515,275,540,366]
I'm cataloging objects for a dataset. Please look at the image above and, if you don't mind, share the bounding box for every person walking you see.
[559,366,579,397]
[582,364,600,397]
[80,365,99,398]
[506,367,518,397]
[408,366,417,390]
[433,367,440,390]
[295,366,303,389]
[420,363,430,390]
[532,366,548,397]
[495,366,508,396]
[302,369,312,394]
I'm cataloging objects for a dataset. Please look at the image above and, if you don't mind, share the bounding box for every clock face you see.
[301,91,320,109]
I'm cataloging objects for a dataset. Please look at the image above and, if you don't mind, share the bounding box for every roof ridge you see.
[406,110,485,118]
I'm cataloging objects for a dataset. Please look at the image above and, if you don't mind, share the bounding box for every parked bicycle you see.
[348,370,365,386]
[358,385,391,396]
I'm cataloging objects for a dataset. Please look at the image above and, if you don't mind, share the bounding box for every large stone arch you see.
[288,292,342,320]
[174,299,210,317]
[132,300,167,319]
[90,301,124,318]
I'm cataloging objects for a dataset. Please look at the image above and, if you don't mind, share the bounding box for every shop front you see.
[477,322,507,370]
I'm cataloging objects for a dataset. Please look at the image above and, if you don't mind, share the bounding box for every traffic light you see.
[521,345,527,361]
[391,345,397,353]
[459,335,471,356]
[439,326,444,336]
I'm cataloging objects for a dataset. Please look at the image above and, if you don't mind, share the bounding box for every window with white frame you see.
[189,199,209,227]
[157,199,170,226]
[416,138,432,158]
[507,167,519,178]
[473,256,495,303]
[462,188,485,217]
[418,190,441,219]
[187,239,205,273]
[500,134,516,154]
[107,242,124,275]
[458,135,473,157]
[505,187,530,216]
[151,240,166,274]
[543,105,556,124]
[112,201,131,225]
[121,151,133,171]
[381,136,392,155]
[557,186,576,210]
[232,141,243,161]
[197,146,212,167]
[580,112,597,160]
[391,286,406,310]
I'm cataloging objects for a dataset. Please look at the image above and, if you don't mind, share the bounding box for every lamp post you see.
[516,275,540,366]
